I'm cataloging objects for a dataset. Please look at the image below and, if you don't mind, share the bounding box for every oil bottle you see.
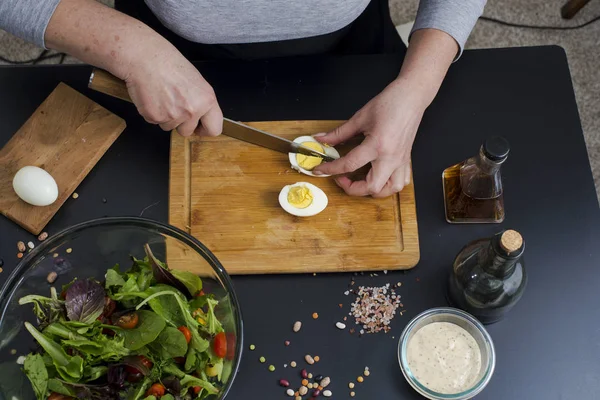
[442,136,509,223]
[447,229,527,324]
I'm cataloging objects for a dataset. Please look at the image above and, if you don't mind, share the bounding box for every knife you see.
[88,69,338,162]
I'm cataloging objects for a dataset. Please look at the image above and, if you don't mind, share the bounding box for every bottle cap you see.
[483,136,510,162]
[500,230,523,254]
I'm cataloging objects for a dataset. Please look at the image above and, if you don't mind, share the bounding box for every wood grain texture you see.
[0,83,126,234]
[169,120,419,275]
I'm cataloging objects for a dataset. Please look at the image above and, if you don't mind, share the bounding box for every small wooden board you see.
[0,83,126,234]
[169,121,419,275]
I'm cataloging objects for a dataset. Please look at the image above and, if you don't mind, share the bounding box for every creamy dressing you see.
[407,322,481,394]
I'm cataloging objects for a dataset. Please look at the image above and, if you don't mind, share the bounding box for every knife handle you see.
[88,68,132,103]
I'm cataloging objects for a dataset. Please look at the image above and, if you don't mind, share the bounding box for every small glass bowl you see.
[398,307,495,400]
[0,217,243,400]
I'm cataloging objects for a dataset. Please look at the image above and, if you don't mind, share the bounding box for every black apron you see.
[114,0,406,61]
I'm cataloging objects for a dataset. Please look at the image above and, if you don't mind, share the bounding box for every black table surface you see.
[1,46,599,399]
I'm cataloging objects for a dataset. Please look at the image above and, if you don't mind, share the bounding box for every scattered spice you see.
[38,232,48,241]
[17,241,26,252]
[66,248,72,254]
[338,303,343,308]
[312,312,319,319]
[46,271,58,284]
[102,198,107,203]
[16,356,26,365]
[72,192,79,199]
[293,321,302,332]
[249,344,255,350]
[349,284,402,334]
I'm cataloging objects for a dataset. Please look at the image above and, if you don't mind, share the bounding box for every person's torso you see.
[144,0,371,44]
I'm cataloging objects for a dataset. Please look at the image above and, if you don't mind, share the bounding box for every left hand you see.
[313,79,426,197]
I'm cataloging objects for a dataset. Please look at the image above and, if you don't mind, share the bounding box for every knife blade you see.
[223,118,338,162]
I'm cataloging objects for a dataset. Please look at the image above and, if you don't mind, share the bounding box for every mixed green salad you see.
[19,244,235,400]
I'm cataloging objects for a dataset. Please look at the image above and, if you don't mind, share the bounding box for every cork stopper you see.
[500,230,523,254]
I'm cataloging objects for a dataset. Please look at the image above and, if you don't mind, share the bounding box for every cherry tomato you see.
[48,393,72,400]
[225,332,236,360]
[195,290,205,297]
[192,386,202,395]
[145,383,165,398]
[125,355,153,374]
[126,371,143,383]
[115,312,139,329]
[213,332,227,359]
[178,326,192,344]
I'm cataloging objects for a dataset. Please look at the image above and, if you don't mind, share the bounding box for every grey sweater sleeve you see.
[411,0,487,58]
[0,0,61,48]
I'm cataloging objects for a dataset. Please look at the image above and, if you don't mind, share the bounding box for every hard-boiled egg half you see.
[288,136,339,177]
[279,182,328,217]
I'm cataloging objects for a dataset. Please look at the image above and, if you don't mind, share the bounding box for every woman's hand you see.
[313,80,425,197]
[313,28,459,197]
[123,43,223,137]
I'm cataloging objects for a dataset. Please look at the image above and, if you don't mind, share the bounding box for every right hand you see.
[123,46,222,137]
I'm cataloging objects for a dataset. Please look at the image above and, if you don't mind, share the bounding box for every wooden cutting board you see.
[169,120,419,275]
[0,83,126,234]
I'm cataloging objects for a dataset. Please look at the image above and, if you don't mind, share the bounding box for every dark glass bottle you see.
[447,229,527,324]
[442,136,510,223]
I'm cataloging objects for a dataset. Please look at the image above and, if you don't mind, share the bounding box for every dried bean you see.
[336,322,346,329]
[279,379,290,387]
[46,271,58,284]
[305,355,314,365]
[38,232,48,241]
[301,369,308,379]
[17,241,26,252]
[312,389,321,397]
[298,386,308,396]
[323,390,332,397]
[314,375,323,382]
[320,377,331,388]
[293,321,302,332]
[286,389,295,397]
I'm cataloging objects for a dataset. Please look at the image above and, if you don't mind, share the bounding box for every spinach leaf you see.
[83,365,108,381]
[145,286,187,327]
[105,268,126,288]
[148,327,188,359]
[119,310,166,350]
[48,379,76,396]
[65,280,106,324]
[144,244,191,298]
[25,322,84,382]
[23,354,48,400]
[171,270,203,296]
[179,374,218,395]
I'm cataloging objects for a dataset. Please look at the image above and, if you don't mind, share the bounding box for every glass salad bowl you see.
[0,217,243,400]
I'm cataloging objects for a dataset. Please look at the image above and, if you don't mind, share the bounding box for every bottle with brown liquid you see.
[447,229,527,324]
[442,136,509,223]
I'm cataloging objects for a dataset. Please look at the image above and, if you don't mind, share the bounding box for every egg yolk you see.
[287,186,313,209]
[296,141,325,171]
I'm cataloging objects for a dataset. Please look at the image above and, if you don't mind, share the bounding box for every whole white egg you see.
[288,136,340,177]
[279,182,328,217]
[12,166,59,206]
